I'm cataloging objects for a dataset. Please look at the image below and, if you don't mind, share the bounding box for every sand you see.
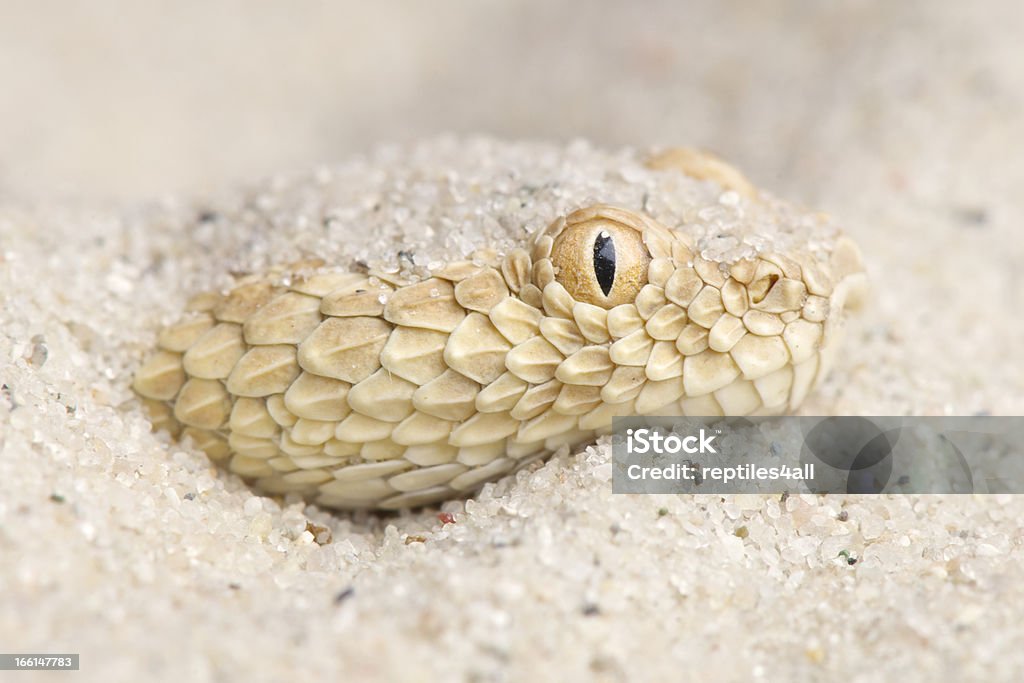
[1,2,1023,681]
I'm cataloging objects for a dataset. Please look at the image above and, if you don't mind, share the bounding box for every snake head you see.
[131,143,869,510]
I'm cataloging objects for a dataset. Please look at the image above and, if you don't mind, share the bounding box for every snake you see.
[133,146,867,510]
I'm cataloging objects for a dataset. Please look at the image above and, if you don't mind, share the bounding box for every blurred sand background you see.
[2,1,1024,681]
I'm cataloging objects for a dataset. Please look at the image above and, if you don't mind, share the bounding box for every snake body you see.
[134,147,866,510]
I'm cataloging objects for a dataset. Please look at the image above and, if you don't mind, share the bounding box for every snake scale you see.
[133,146,866,510]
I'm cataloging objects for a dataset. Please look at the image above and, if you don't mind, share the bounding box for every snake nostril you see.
[749,273,779,304]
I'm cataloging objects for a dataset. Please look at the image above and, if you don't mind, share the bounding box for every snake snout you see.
[829,237,869,312]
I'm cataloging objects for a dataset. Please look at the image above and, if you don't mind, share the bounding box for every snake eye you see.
[549,218,650,308]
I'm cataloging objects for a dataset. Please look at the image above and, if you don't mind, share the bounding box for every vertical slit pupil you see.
[593,232,616,297]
